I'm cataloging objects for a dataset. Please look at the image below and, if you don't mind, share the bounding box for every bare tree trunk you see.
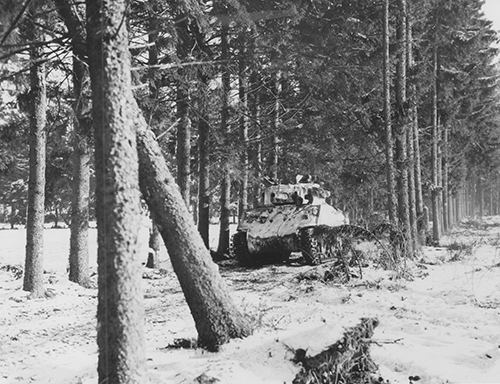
[147,3,159,122]
[250,72,262,207]
[431,41,440,243]
[383,0,397,225]
[146,221,160,268]
[69,56,91,286]
[437,117,443,229]
[175,11,192,206]
[478,176,484,217]
[23,9,47,298]
[405,9,418,249]
[238,32,249,221]
[146,7,162,267]
[87,0,145,381]
[217,23,231,256]
[395,0,412,254]
[442,123,449,232]
[10,204,16,229]
[197,73,210,248]
[136,109,253,351]
[271,72,281,181]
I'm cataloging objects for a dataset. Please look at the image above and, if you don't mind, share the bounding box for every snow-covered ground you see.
[1,218,500,383]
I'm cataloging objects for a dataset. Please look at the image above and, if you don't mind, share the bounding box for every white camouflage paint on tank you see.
[237,182,349,254]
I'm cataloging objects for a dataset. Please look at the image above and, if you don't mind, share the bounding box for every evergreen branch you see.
[0,0,33,47]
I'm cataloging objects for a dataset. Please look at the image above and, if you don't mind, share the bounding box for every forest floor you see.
[1,217,500,383]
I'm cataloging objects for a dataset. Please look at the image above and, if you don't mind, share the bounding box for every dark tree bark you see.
[238,32,249,221]
[136,109,253,351]
[86,0,145,381]
[395,0,412,254]
[383,0,397,225]
[69,55,91,286]
[175,11,192,206]
[197,73,211,248]
[431,41,441,243]
[217,23,231,256]
[23,8,47,298]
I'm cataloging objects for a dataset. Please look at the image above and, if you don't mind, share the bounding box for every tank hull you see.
[237,204,348,255]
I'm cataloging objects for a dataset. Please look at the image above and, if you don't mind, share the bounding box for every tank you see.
[231,181,349,266]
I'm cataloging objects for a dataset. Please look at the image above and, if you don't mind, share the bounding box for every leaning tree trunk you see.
[395,0,412,255]
[86,0,145,382]
[135,106,253,351]
[68,55,91,286]
[197,73,211,248]
[238,32,249,221]
[23,9,47,298]
[383,0,397,225]
[217,23,231,256]
[60,0,252,354]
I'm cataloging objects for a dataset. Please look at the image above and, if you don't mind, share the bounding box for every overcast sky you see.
[483,0,500,31]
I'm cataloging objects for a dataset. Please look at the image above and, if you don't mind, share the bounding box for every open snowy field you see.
[1,218,500,383]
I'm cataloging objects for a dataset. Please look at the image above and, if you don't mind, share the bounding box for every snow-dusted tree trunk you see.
[442,123,449,232]
[23,8,47,298]
[395,0,412,254]
[406,9,418,249]
[175,11,192,206]
[217,23,231,256]
[146,222,160,268]
[58,0,251,355]
[68,56,91,286]
[431,41,441,243]
[271,72,281,181]
[238,32,249,221]
[87,0,145,381]
[197,74,210,248]
[383,0,397,225]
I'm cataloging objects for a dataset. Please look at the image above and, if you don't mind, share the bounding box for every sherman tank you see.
[231,179,350,266]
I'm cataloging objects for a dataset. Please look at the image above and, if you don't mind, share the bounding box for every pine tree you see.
[217,20,232,257]
[383,0,397,225]
[23,4,47,298]
[86,0,145,380]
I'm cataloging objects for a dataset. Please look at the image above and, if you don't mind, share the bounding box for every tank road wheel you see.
[299,228,333,265]
[232,231,255,266]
